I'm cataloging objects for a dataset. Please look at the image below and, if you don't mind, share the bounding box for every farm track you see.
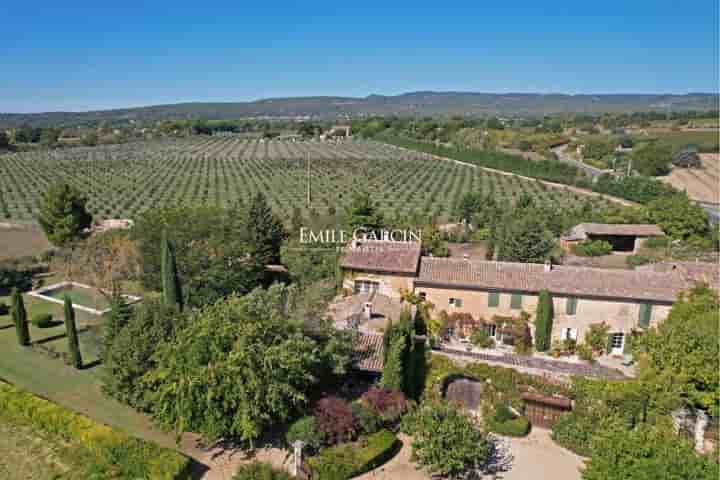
[0,138,615,223]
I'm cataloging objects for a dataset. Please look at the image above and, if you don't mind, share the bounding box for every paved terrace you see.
[437,345,627,380]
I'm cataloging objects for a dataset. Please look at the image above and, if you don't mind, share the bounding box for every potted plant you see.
[550,339,563,358]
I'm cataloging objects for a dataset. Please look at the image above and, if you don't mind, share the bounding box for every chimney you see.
[544,260,552,272]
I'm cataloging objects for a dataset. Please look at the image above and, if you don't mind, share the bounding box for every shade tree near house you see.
[142,284,352,446]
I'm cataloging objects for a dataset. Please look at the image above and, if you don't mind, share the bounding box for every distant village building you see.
[340,240,717,357]
[560,223,664,253]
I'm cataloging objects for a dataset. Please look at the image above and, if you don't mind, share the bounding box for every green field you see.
[0,137,612,223]
[636,130,720,153]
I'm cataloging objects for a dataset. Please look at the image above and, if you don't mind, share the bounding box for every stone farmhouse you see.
[341,240,717,356]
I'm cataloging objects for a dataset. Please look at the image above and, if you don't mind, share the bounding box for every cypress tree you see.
[380,336,405,391]
[382,316,394,364]
[409,337,427,399]
[535,289,554,352]
[64,296,82,369]
[11,288,30,346]
[161,229,183,311]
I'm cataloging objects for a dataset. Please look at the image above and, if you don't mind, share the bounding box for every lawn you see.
[0,292,175,450]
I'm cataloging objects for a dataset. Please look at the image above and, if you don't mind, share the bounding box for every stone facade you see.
[342,269,415,300]
[415,284,672,351]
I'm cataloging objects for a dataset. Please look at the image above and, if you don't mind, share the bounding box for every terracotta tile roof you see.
[564,223,664,240]
[417,257,686,302]
[341,240,421,274]
[352,332,384,373]
[638,262,720,291]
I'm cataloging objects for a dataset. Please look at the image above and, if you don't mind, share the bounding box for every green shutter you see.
[511,293,522,309]
[488,292,500,307]
[638,303,652,328]
[566,297,578,315]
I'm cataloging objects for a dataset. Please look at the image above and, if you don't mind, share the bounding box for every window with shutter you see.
[566,297,578,315]
[638,303,652,328]
[510,293,523,309]
[488,292,500,307]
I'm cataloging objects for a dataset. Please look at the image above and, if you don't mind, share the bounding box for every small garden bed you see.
[306,429,399,479]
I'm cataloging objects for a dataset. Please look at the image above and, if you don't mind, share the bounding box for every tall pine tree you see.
[247,193,286,264]
[11,288,30,346]
[64,296,82,369]
[161,229,183,310]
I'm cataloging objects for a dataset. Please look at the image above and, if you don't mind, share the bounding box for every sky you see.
[1,1,718,113]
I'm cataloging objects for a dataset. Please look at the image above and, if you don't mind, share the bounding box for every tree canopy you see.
[131,204,266,308]
[401,400,491,479]
[144,284,323,445]
[645,194,709,240]
[582,424,718,480]
[37,183,93,246]
[344,191,385,238]
[635,285,719,415]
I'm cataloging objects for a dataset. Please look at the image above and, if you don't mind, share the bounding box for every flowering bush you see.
[361,386,408,423]
[314,396,356,444]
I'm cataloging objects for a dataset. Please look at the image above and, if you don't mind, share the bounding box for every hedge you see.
[233,462,292,479]
[0,382,190,479]
[488,416,531,437]
[31,312,54,328]
[307,429,398,480]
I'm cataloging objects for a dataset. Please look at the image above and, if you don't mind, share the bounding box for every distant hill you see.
[1,92,717,128]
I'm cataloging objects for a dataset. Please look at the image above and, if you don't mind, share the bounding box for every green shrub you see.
[233,462,292,480]
[626,255,652,267]
[351,402,382,435]
[584,323,610,353]
[577,343,594,362]
[31,313,54,328]
[552,411,598,456]
[493,404,515,423]
[470,328,495,348]
[487,404,531,437]
[286,416,325,453]
[0,382,190,479]
[572,240,613,257]
[307,430,398,480]
[489,416,531,437]
[644,236,670,249]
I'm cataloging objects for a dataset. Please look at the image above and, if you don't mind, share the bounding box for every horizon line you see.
[2,90,718,116]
